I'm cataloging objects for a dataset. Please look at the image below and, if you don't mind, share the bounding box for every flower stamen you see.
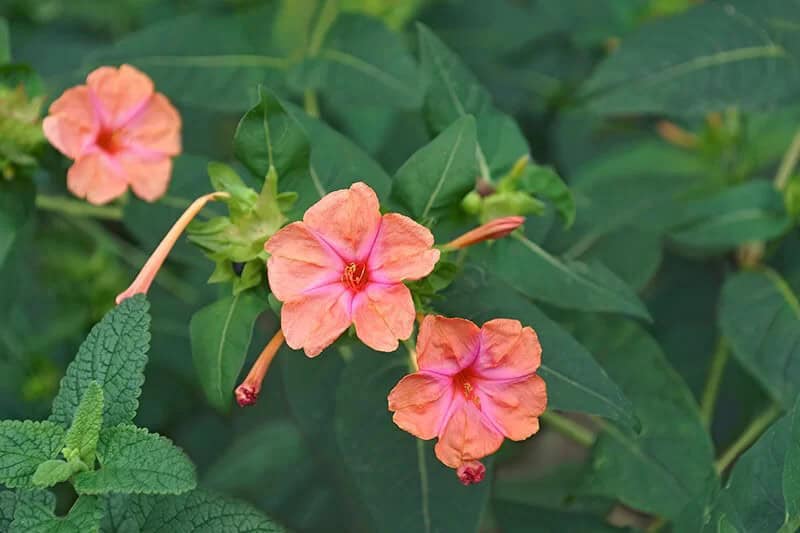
[341,262,368,291]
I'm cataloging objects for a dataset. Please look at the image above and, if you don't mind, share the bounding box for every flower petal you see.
[42,86,98,159]
[281,284,352,357]
[118,154,172,202]
[352,282,415,352]
[120,92,181,156]
[416,315,481,375]
[388,371,453,440]
[368,213,440,282]
[87,64,154,128]
[302,182,381,261]
[434,399,504,468]
[474,319,541,380]
[266,222,345,303]
[67,153,127,205]
[477,375,547,441]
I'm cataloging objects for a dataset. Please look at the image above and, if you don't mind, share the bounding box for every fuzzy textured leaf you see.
[63,381,104,466]
[10,495,101,533]
[0,421,64,489]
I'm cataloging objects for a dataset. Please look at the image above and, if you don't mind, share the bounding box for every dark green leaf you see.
[0,178,35,269]
[719,269,800,408]
[50,295,151,429]
[0,18,9,64]
[493,499,625,533]
[519,163,576,228]
[11,495,101,533]
[190,290,268,411]
[391,115,477,221]
[0,420,64,489]
[74,425,196,495]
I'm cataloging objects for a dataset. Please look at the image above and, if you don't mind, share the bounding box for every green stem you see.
[36,195,123,220]
[778,515,800,533]
[699,338,730,429]
[541,410,596,447]
[715,404,782,473]
[304,89,320,118]
[775,127,800,190]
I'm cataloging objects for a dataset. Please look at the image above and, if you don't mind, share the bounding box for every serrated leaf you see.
[99,490,285,532]
[580,0,800,116]
[0,420,64,489]
[0,178,35,269]
[472,234,650,320]
[50,295,151,429]
[335,347,492,533]
[576,318,717,525]
[74,425,196,495]
[10,495,101,533]
[439,266,636,427]
[390,114,477,221]
[190,290,268,411]
[719,269,800,408]
[1,490,54,532]
[63,381,104,466]
[32,460,76,488]
[289,14,422,109]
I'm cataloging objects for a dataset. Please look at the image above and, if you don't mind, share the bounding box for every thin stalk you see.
[541,410,596,448]
[699,338,730,429]
[715,404,782,473]
[774,127,800,190]
[304,89,320,118]
[36,195,123,220]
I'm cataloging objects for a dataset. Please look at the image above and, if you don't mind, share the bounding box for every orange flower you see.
[265,182,440,356]
[388,315,547,473]
[443,216,524,250]
[43,64,181,205]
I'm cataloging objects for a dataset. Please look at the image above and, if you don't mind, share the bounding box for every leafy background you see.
[2,0,800,531]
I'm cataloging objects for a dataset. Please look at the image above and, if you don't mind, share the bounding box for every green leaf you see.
[289,14,422,109]
[492,499,625,533]
[580,0,800,115]
[10,495,101,533]
[31,460,76,488]
[88,8,289,111]
[99,490,285,532]
[0,18,9,64]
[63,381,104,467]
[335,348,492,533]
[576,319,717,525]
[390,115,477,221]
[439,266,636,427]
[0,178,35,269]
[719,269,800,408]
[50,295,151,429]
[519,163,576,228]
[708,398,800,532]
[670,181,791,251]
[0,421,64,489]
[73,425,196,495]
[189,290,268,411]
[472,234,650,320]
[2,491,54,532]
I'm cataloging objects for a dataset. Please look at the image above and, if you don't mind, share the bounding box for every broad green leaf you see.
[190,290,268,411]
[0,420,64,489]
[0,178,35,269]
[492,500,624,533]
[719,269,800,408]
[476,111,529,176]
[289,14,422,109]
[519,163,576,228]
[63,381,104,467]
[580,228,662,291]
[88,8,289,111]
[335,348,492,533]
[1,491,54,532]
[670,181,791,251]
[576,319,717,524]
[390,115,477,221]
[472,234,650,320]
[707,398,800,532]
[74,425,196,495]
[50,295,151,429]
[439,266,636,427]
[10,495,101,533]
[99,490,285,532]
[31,460,76,488]
[580,1,800,115]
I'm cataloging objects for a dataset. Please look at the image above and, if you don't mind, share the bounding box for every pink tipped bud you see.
[234,329,285,408]
[457,461,486,486]
[115,191,229,304]
[443,216,525,251]
[655,120,698,149]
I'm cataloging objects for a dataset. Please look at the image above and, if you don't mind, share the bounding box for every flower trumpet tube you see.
[442,216,525,251]
[115,191,229,303]
[235,329,285,407]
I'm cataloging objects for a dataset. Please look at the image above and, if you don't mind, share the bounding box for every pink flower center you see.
[454,370,481,409]
[341,262,368,291]
[95,128,124,155]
